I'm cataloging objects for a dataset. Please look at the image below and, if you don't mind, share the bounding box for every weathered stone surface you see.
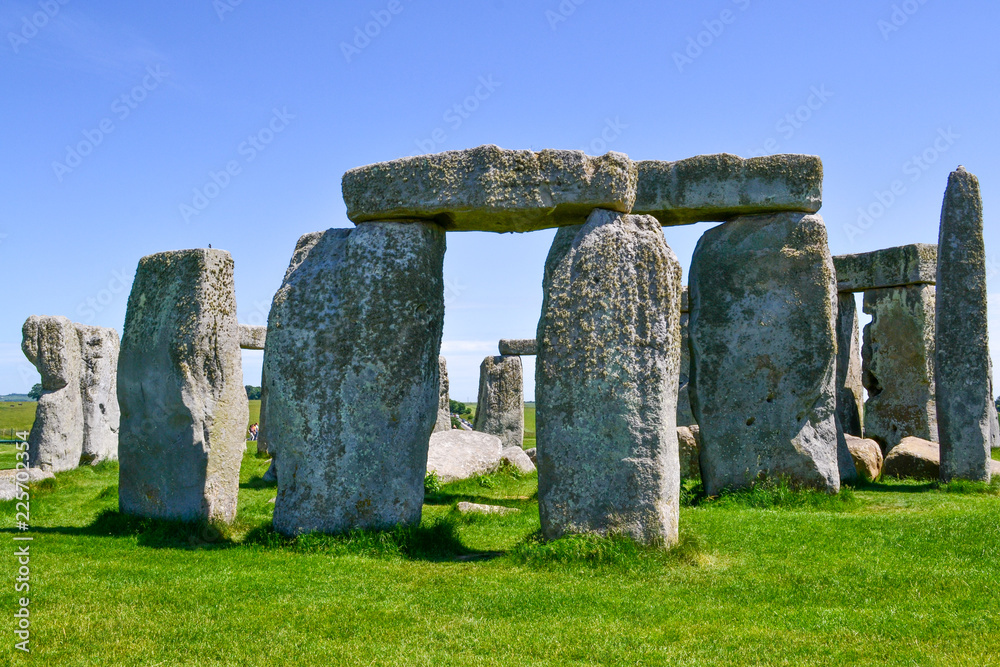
[262,458,277,483]
[239,324,267,350]
[677,425,701,480]
[22,315,83,472]
[501,446,536,474]
[473,355,524,450]
[882,436,940,480]
[426,430,502,483]
[76,324,120,465]
[833,244,937,293]
[633,154,823,226]
[256,365,271,456]
[264,224,445,535]
[498,339,537,356]
[456,502,517,516]
[935,167,995,482]
[434,356,451,433]
[677,311,695,427]
[680,286,690,313]
[343,145,637,233]
[836,294,864,438]
[537,209,682,545]
[845,435,883,481]
[690,212,846,495]
[524,447,537,466]
[862,285,937,452]
[117,249,249,523]
[0,468,54,501]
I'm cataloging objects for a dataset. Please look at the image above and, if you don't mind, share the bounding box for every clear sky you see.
[2,0,997,402]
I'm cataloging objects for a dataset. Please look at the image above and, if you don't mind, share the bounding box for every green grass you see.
[0,400,36,433]
[3,453,1000,665]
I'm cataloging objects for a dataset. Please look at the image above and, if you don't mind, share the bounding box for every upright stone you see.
[22,315,84,472]
[861,286,937,452]
[264,223,445,536]
[936,167,995,481]
[434,356,451,432]
[690,212,845,495]
[537,209,682,545]
[256,365,271,456]
[835,294,864,438]
[117,249,248,523]
[473,355,524,450]
[677,288,695,426]
[76,324,120,464]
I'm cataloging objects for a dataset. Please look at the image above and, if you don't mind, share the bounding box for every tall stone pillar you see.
[835,294,864,438]
[434,356,452,432]
[473,355,524,449]
[677,288,696,427]
[76,324,121,464]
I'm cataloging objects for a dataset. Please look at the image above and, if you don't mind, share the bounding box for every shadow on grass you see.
[508,531,705,571]
[240,476,276,490]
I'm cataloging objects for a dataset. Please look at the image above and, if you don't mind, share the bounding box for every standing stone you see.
[434,356,451,432]
[76,324,120,464]
[264,223,445,536]
[836,294,864,438]
[473,355,524,450]
[690,212,845,495]
[117,249,248,523]
[861,286,937,452]
[256,364,271,456]
[536,209,682,546]
[936,167,995,481]
[677,289,695,427]
[22,315,84,472]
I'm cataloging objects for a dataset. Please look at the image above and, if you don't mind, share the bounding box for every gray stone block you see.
[239,324,267,350]
[498,339,537,356]
[76,324,120,465]
[835,294,864,438]
[434,356,451,433]
[833,244,937,293]
[473,355,524,450]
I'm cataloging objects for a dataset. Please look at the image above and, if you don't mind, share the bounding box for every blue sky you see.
[2,0,997,401]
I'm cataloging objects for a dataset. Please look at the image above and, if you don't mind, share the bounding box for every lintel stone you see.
[239,324,267,350]
[833,243,937,293]
[498,339,537,356]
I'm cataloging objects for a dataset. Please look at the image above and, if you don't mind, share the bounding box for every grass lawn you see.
[2,451,1000,665]
[0,401,36,434]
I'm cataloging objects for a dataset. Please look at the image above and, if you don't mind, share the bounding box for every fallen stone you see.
[836,294,864,438]
[690,212,845,495]
[76,324,120,465]
[845,435,883,481]
[426,430,502,483]
[264,224,445,535]
[882,436,940,480]
[22,315,84,473]
[0,468,55,501]
[498,339,537,356]
[117,248,249,524]
[501,446,536,474]
[633,153,823,226]
[455,502,518,516]
[473,355,524,450]
[677,425,701,480]
[343,145,637,233]
[861,285,937,451]
[833,244,937,293]
[935,167,995,481]
[434,356,451,433]
[537,209,682,545]
[524,447,537,466]
[239,324,267,350]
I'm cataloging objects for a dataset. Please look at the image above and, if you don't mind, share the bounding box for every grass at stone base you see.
[3,457,1000,665]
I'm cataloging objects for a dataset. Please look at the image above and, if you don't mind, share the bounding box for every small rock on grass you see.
[456,502,518,516]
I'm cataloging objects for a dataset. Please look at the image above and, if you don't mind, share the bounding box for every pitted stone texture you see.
[836,294,864,438]
[498,339,537,356]
[862,285,937,453]
[536,209,682,546]
[845,435,883,481]
[239,324,267,350]
[473,355,524,450]
[426,430,502,483]
[501,446,536,474]
[677,425,701,480]
[76,325,120,464]
[22,315,83,472]
[833,244,937,293]
[264,223,445,536]
[117,249,248,524]
[690,212,844,495]
[677,311,695,427]
[936,167,995,482]
[434,356,451,433]
[343,145,637,232]
[633,154,822,226]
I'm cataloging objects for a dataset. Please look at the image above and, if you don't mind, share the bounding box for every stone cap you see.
[342,144,637,233]
[499,338,537,356]
[633,153,823,226]
[833,243,937,292]
[680,287,689,314]
[239,324,267,350]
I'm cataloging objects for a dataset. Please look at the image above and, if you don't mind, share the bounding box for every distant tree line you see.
[450,399,472,417]
[245,385,262,400]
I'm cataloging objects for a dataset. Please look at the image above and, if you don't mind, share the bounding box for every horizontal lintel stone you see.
[833,243,937,293]
[498,339,537,356]
[239,324,267,350]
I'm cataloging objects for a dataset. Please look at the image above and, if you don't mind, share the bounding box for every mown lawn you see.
[2,450,1000,665]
